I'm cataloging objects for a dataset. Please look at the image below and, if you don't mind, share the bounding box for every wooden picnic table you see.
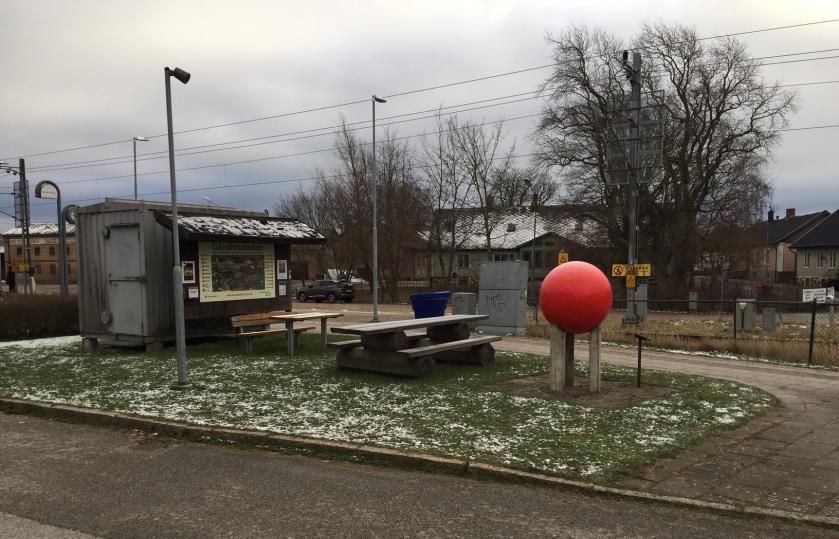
[330,314,501,377]
[270,311,344,354]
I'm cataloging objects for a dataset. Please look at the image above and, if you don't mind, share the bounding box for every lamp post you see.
[34,180,67,296]
[132,136,149,199]
[524,179,538,320]
[371,94,386,322]
[165,66,191,387]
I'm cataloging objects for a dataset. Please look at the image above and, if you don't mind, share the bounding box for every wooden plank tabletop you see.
[331,314,488,335]
[270,312,344,321]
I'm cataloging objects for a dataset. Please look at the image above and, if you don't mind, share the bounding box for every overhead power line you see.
[4,16,838,162]
[28,65,839,175]
[7,117,839,217]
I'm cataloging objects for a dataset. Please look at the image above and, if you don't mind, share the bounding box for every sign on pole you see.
[612,264,627,277]
[626,274,636,289]
[803,287,834,304]
[558,251,569,265]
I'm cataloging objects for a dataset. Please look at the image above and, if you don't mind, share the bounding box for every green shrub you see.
[0,294,78,340]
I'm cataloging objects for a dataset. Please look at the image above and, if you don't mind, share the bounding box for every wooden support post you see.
[589,325,601,393]
[82,337,98,353]
[550,326,575,392]
[564,332,575,388]
[549,325,563,392]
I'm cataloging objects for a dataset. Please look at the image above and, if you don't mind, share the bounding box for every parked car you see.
[296,280,354,303]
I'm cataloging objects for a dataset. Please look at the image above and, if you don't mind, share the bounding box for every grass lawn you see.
[0,333,775,484]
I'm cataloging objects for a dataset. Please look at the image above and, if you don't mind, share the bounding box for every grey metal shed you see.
[76,198,324,350]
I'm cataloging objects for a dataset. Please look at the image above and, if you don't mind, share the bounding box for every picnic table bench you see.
[270,311,344,354]
[329,314,500,377]
[229,312,316,354]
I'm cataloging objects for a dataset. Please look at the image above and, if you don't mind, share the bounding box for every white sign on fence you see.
[803,287,835,303]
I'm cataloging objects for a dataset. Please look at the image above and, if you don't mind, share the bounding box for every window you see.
[67,246,71,255]
[456,253,470,269]
[804,252,811,268]
[49,246,56,256]
[34,247,40,257]
[534,250,544,268]
[831,252,838,269]
[493,252,515,262]
[817,252,826,268]
[35,264,41,274]
[68,264,72,274]
[49,264,56,274]
[16,247,21,256]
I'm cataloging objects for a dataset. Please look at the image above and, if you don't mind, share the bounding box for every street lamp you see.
[371,94,386,322]
[523,179,539,320]
[132,136,149,199]
[34,180,67,296]
[165,66,191,388]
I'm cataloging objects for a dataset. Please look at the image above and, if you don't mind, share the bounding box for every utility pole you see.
[19,158,32,294]
[623,51,641,323]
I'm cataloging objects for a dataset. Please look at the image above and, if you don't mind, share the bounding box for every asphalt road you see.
[1,413,834,538]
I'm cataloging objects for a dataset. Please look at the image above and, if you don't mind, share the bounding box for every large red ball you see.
[539,261,613,334]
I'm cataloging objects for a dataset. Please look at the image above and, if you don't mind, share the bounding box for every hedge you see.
[0,294,78,340]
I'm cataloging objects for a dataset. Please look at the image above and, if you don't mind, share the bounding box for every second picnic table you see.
[329,314,500,377]
[270,311,344,354]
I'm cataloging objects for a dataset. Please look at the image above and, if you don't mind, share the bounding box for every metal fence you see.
[601,299,838,365]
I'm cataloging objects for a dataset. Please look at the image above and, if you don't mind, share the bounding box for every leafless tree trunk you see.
[451,119,515,257]
[535,23,794,294]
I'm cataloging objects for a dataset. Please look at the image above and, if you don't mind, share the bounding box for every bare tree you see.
[419,112,477,279]
[451,118,515,256]
[376,129,428,301]
[491,164,557,208]
[535,23,794,293]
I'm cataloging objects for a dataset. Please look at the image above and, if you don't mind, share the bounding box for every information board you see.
[198,242,275,303]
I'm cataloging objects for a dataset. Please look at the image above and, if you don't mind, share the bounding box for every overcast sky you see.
[1,0,837,229]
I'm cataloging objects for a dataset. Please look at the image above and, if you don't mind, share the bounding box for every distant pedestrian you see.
[6,265,15,294]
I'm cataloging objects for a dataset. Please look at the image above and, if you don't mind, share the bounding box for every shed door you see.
[106,225,145,335]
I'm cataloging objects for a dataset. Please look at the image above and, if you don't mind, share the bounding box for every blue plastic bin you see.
[409,291,451,318]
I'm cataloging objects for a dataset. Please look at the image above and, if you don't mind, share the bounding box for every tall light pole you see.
[34,180,67,296]
[165,66,191,388]
[524,179,538,321]
[132,136,149,199]
[371,94,386,322]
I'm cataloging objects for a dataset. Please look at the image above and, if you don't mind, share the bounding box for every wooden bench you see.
[230,313,314,354]
[330,315,501,377]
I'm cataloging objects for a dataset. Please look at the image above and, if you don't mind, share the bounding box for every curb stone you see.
[1,396,838,530]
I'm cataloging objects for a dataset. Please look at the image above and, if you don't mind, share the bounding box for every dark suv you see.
[296,280,354,303]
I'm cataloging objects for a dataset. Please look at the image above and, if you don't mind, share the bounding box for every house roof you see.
[2,223,75,236]
[757,211,829,244]
[155,212,325,243]
[434,206,599,250]
[791,210,839,249]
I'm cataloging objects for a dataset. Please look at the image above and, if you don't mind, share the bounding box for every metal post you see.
[733,299,738,341]
[624,52,641,323]
[531,198,537,322]
[165,67,188,387]
[133,138,138,200]
[636,335,642,387]
[56,193,67,296]
[371,95,386,322]
[808,298,817,365]
[19,159,32,294]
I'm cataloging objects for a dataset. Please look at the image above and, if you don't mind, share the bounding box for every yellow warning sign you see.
[626,274,636,289]
[17,264,29,272]
[628,263,652,277]
[558,251,569,265]
[612,264,627,277]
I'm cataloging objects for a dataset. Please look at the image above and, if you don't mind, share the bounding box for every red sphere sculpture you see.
[539,261,613,334]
